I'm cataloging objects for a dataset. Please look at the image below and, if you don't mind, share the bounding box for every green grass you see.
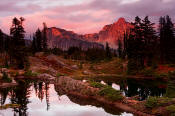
[90,81,107,88]
[24,70,39,77]
[145,97,158,108]
[56,73,66,77]
[166,80,175,98]
[158,97,172,106]
[166,105,175,114]
[145,97,173,109]
[98,86,124,101]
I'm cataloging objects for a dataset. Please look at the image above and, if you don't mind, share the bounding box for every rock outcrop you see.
[55,76,99,96]
[54,76,154,116]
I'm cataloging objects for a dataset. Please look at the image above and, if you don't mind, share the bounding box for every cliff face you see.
[46,27,104,50]
[84,18,133,49]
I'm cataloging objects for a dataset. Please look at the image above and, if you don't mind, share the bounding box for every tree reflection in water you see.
[0,80,51,116]
[9,81,31,116]
[116,79,167,100]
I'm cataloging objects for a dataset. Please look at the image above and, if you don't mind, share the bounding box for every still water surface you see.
[98,78,167,101]
[0,81,133,116]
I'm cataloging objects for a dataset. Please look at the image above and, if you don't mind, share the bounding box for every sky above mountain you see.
[0,0,174,36]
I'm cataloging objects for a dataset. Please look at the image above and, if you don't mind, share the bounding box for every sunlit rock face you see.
[46,18,132,50]
[83,18,133,49]
[46,27,104,50]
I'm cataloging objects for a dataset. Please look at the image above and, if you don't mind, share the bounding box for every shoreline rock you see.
[0,82,18,88]
[55,76,154,116]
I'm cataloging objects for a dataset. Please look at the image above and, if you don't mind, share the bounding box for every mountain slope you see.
[46,17,132,50]
[84,18,133,49]
[46,27,104,50]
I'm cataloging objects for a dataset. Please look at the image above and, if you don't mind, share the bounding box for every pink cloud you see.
[0,0,174,37]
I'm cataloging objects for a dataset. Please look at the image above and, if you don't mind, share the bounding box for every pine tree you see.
[105,42,112,60]
[32,29,42,53]
[142,16,157,66]
[10,17,27,69]
[0,30,4,53]
[159,15,175,63]
[159,16,166,63]
[127,16,145,72]
[36,29,42,51]
[32,35,37,53]
[117,39,122,58]
[123,30,130,59]
[42,22,48,51]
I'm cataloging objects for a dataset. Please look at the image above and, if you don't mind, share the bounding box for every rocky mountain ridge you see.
[46,17,132,50]
[83,18,133,49]
[47,27,104,50]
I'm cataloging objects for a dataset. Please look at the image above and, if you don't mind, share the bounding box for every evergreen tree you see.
[10,17,27,69]
[122,30,130,59]
[32,29,42,53]
[127,16,145,72]
[105,42,112,60]
[32,35,37,53]
[117,39,122,58]
[159,15,175,63]
[42,22,48,51]
[159,16,166,63]
[142,16,157,66]
[0,30,4,53]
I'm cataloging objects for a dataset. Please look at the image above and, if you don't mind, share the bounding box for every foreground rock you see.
[55,76,154,116]
[38,73,56,81]
[0,81,18,88]
[35,52,44,57]
[46,54,65,68]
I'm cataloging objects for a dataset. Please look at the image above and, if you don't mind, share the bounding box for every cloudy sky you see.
[0,0,174,36]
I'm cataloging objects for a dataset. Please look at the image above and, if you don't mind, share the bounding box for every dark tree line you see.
[122,15,175,74]
[63,43,114,62]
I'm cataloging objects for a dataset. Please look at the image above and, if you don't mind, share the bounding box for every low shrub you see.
[158,97,172,106]
[90,81,106,88]
[2,72,12,83]
[127,59,137,75]
[145,97,158,108]
[166,82,175,98]
[166,105,175,114]
[24,70,39,77]
[56,73,66,77]
[98,86,124,101]
[155,73,169,79]
[141,68,155,77]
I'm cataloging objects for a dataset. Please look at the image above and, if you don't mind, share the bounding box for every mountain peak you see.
[116,17,126,24]
[84,17,132,49]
